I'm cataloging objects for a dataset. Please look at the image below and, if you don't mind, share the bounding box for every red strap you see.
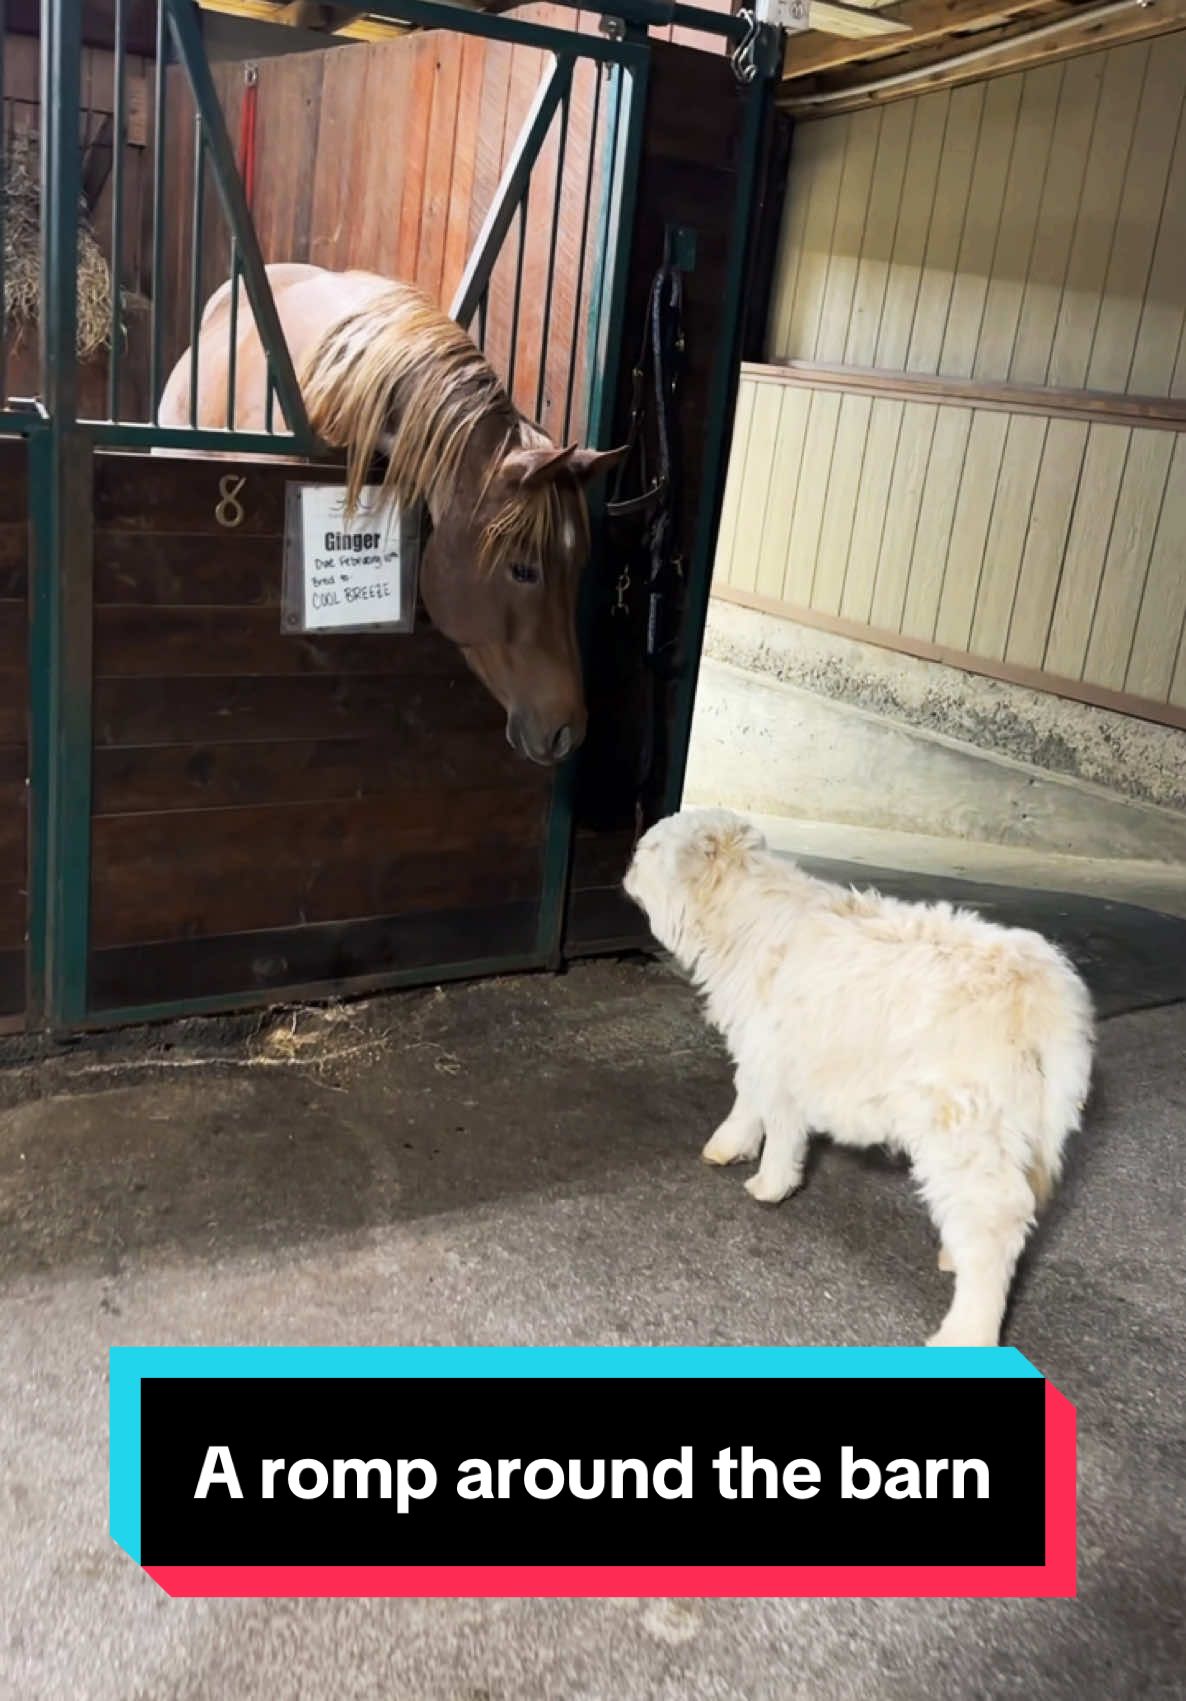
[237,68,259,212]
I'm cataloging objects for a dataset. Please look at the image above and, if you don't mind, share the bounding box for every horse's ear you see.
[498,443,628,490]
[498,444,579,490]
[565,444,629,486]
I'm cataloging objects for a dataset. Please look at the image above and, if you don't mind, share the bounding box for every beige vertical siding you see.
[720,35,1186,726]
[766,35,1186,397]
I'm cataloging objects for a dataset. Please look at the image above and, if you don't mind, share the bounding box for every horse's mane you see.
[298,281,588,568]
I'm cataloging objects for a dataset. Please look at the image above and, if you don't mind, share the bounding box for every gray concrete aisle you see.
[1,960,1182,1700]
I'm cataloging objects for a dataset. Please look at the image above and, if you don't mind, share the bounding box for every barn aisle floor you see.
[1,958,1182,1700]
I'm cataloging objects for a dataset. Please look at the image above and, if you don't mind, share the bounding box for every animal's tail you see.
[1024,946,1094,1211]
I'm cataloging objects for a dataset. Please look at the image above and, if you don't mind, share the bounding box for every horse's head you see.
[420,437,626,766]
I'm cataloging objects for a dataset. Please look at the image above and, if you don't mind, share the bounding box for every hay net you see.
[3,129,114,359]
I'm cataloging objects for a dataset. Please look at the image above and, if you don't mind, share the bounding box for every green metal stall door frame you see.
[23,0,780,1033]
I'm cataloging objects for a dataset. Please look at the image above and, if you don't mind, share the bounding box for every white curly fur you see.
[623,808,1095,1347]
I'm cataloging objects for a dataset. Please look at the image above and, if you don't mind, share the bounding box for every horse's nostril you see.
[551,725,574,761]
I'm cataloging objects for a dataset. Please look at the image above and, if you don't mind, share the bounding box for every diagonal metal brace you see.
[164,0,317,451]
[450,52,574,331]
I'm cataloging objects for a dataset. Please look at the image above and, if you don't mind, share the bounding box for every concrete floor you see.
[1,958,1183,1700]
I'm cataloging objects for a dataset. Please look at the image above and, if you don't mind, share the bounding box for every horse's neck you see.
[422,407,524,526]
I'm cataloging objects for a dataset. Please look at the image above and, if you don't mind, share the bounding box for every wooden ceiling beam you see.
[782,0,1065,81]
[783,0,1186,110]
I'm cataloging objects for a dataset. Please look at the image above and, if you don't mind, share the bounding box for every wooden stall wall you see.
[161,9,618,441]
[713,33,1186,730]
[88,452,552,1011]
[0,441,26,1026]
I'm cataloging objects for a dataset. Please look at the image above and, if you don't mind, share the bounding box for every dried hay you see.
[3,130,121,360]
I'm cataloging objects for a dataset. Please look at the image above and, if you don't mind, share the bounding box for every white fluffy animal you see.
[622,809,1094,1347]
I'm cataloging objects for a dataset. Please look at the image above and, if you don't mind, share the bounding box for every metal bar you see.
[187,113,205,430]
[31,0,94,1028]
[149,0,168,423]
[86,420,337,456]
[663,29,781,814]
[107,0,126,420]
[534,50,650,971]
[562,62,603,445]
[581,62,624,448]
[536,83,570,425]
[265,368,276,434]
[164,0,314,450]
[449,53,571,328]
[226,241,239,429]
[360,0,744,46]
[476,286,488,352]
[507,196,528,402]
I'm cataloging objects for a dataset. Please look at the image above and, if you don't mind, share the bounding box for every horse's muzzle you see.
[507,712,584,766]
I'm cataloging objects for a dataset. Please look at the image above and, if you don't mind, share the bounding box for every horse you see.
[158,262,625,765]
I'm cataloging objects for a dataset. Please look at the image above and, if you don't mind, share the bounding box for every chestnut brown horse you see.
[159,262,624,764]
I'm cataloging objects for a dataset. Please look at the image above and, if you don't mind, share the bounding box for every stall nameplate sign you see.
[282,483,419,635]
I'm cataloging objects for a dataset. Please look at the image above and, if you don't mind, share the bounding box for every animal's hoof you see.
[744,1172,797,1205]
[937,1246,955,1273]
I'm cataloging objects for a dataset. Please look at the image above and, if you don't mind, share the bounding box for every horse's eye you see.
[510,562,540,585]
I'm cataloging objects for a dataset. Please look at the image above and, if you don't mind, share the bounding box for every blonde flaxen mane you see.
[298,282,587,567]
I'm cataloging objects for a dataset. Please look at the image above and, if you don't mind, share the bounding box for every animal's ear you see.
[684,812,766,869]
[498,443,628,490]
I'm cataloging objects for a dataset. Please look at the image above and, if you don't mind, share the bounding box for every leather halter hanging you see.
[603,254,687,819]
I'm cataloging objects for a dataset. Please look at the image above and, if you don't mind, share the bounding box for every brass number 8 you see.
[215,474,246,529]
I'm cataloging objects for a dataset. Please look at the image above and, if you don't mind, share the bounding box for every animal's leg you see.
[744,1104,809,1204]
[916,1142,1036,1347]
[702,1067,764,1166]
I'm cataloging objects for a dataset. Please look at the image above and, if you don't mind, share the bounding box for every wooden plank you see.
[843,99,914,367]
[872,87,949,370]
[932,408,1010,649]
[767,115,825,358]
[91,606,473,679]
[839,397,903,622]
[1123,434,1186,701]
[308,46,367,271]
[781,114,851,360]
[814,109,883,363]
[869,400,939,631]
[783,390,843,606]
[441,35,490,310]
[784,0,1186,111]
[904,404,980,646]
[972,62,1063,381]
[1046,42,1150,388]
[90,829,547,949]
[92,729,534,815]
[906,81,985,373]
[396,40,439,283]
[968,412,1049,658]
[1084,35,1186,394]
[810,392,873,614]
[781,0,1054,82]
[756,387,813,603]
[730,381,784,594]
[89,898,540,1012]
[1127,48,1186,397]
[714,583,1186,730]
[1003,416,1088,668]
[939,73,1025,378]
[712,382,756,588]
[1042,422,1130,679]
[416,35,466,305]
[742,358,1186,430]
[1006,51,1104,386]
[1082,428,1175,690]
[93,671,506,747]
